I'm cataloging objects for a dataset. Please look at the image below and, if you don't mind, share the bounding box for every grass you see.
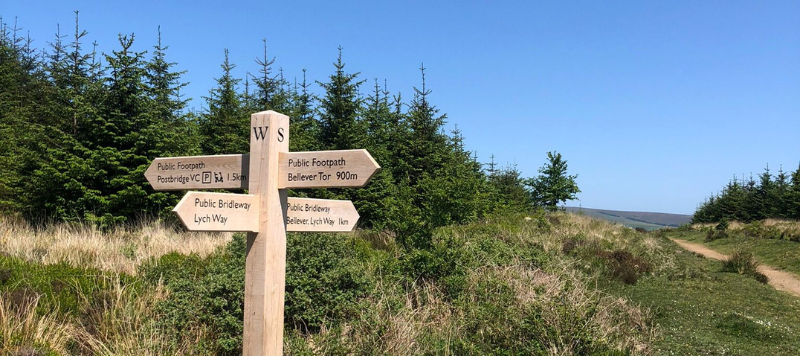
[0,216,232,275]
[0,294,82,355]
[1,213,800,355]
[606,236,800,355]
[677,219,800,275]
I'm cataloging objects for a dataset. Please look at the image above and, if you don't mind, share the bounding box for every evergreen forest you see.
[692,165,800,223]
[0,15,580,246]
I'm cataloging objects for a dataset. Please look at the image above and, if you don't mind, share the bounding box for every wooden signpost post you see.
[146,111,380,356]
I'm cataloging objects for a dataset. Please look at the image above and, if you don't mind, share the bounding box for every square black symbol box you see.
[202,171,212,184]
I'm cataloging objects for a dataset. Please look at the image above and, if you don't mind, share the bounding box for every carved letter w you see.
[253,126,269,141]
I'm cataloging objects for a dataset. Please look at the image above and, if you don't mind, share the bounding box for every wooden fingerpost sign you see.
[145,110,380,356]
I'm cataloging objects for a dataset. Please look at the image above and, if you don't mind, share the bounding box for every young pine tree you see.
[146,26,197,157]
[527,151,580,211]
[287,69,319,152]
[316,47,366,151]
[200,49,248,155]
[790,164,800,219]
[405,64,448,187]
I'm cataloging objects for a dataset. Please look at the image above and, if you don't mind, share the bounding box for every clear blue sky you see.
[4,1,799,214]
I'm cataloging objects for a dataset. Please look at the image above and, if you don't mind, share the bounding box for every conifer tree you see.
[741,175,763,222]
[362,79,393,163]
[757,166,776,218]
[487,154,498,176]
[489,164,532,212]
[527,151,580,211]
[692,164,800,223]
[96,33,161,221]
[146,26,197,157]
[249,39,291,113]
[317,47,365,150]
[774,166,790,218]
[386,91,412,183]
[2,16,569,231]
[342,79,402,229]
[405,64,447,186]
[791,164,800,219]
[200,49,248,155]
[291,69,319,151]
[719,178,746,221]
[0,22,40,213]
[9,17,106,223]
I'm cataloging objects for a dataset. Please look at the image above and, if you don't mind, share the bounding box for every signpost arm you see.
[243,111,289,356]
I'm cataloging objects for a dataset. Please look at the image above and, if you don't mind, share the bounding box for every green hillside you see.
[3,213,800,355]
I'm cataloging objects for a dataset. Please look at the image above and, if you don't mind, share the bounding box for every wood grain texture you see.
[285,197,359,232]
[145,154,250,190]
[243,111,289,356]
[278,149,380,188]
[173,191,258,231]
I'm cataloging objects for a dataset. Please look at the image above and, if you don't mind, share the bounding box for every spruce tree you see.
[362,79,393,164]
[774,166,789,218]
[386,91,412,183]
[741,175,763,222]
[405,64,448,186]
[0,23,39,213]
[757,166,776,218]
[287,69,318,152]
[98,33,161,221]
[791,164,800,219]
[200,49,248,155]
[343,79,398,227]
[146,26,197,157]
[489,164,533,212]
[316,47,365,150]
[249,39,291,113]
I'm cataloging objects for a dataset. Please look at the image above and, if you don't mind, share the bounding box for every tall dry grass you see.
[759,218,800,237]
[83,277,212,355]
[477,212,644,253]
[473,212,675,275]
[0,216,232,275]
[0,294,86,355]
[288,263,655,355]
[0,276,211,355]
[2,212,662,355]
[692,219,800,231]
[287,212,660,355]
[692,218,800,240]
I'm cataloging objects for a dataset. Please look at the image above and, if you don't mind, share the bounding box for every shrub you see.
[561,235,587,255]
[721,250,768,284]
[567,243,652,285]
[742,221,783,240]
[139,231,371,354]
[715,219,729,231]
[0,254,130,319]
[705,229,729,242]
[285,232,371,332]
[602,250,652,285]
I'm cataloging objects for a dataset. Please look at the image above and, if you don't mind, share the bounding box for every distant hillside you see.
[565,207,692,230]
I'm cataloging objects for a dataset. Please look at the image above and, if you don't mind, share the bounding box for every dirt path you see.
[670,238,800,298]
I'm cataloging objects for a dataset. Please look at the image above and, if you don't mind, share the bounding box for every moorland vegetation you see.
[2,13,800,356]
